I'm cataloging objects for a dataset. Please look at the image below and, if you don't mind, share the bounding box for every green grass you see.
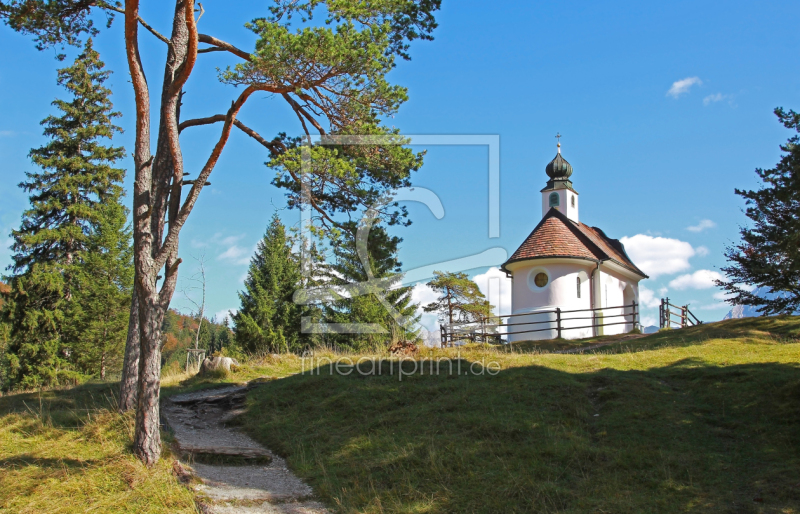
[1,317,798,513]
[232,316,800,513]
[0,382,196,513]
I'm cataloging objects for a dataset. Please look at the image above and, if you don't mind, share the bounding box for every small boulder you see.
[199,356,240,375]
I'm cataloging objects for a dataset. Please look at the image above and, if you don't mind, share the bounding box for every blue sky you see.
[0,0,798,331]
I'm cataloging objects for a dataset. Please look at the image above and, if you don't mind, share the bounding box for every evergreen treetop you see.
[717,108,800,314]
[233,213,306,354]
[9,37,124,273]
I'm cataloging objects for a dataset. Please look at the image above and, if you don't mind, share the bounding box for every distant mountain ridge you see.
[722,286,798,320]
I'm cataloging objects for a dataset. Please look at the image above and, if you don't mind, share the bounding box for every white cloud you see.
[712,290,733,301]
[696,246,710,257]
[214,309,237,323]
[411,282,439,307]
[217,244,253,265]
[472,267,512,316]
[687,219,716,232]
[411,283,441,335]
[620,234,696,278]
[668,269,724,290]
[697,302,728,311]
[409,267,512,337]
[0,130,15,137]
[703,93,732,106]
[640,315,657,327]
[638,285,662,308]
[658,287,668,296]
[667,76,702,98]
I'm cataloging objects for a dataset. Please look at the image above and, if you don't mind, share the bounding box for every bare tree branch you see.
[99,2,169,44]
[179,114,283,154]
[198,33,251,61]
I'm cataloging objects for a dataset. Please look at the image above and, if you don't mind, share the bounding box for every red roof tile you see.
[505,208,647,278]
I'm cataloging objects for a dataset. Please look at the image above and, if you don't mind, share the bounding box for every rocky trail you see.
[163,384,328,514]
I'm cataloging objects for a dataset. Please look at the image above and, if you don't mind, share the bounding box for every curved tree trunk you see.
[119,292,140,411]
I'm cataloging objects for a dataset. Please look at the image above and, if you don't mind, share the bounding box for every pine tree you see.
[717,108,800,314]
[424,271,493,346]
[68,201,133,380]
[233,214,306,354]
[323,223,419,351]
[1,39,127,389]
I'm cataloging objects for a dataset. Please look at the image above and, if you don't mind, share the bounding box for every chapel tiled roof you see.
[504,208,647,278]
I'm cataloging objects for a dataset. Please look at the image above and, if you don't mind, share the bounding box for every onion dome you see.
[546,143,573,180]
[544,142,574,190]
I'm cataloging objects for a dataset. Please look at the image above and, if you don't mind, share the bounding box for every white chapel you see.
[500,141,647,341]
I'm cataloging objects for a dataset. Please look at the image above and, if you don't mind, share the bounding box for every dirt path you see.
[163,384,328,514]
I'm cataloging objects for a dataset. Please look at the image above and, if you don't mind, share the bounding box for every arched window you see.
[571,195,576,208]
[549,192,559,208]
[577,276,581,298]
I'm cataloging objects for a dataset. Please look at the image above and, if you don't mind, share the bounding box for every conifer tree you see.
[233,214,305,354]
[424,271,493,346]
[323,223,419,351]
[1,39,127,389]
[68,201,133,380]
[9,38,124,273]
[717,108,800,314]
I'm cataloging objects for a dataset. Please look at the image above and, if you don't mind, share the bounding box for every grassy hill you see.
[0,316,798,512]
[234,316,800,513]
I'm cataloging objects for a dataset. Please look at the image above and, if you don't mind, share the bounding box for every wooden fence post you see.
[556,307,562,339]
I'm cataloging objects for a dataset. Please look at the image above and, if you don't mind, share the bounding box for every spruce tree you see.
[1,39,127,389]
[323,223,419,351]
[717,108,800,314]
[9,38,124,273]
[233,214,305,354]
[68,201,133,380]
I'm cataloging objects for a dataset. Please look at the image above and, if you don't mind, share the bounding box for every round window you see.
[528,268,551,291]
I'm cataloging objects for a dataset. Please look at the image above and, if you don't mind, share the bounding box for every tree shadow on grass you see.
[0,455,100,470]
[0,381,118,428]
[240,356,800,513]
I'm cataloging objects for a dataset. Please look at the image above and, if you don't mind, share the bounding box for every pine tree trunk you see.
[100,351,106,381]
[128,0,190,466]
[119,293,140,411]
[132,290,165,466]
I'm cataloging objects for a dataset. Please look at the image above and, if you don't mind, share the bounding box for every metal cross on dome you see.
[555,133,562,144]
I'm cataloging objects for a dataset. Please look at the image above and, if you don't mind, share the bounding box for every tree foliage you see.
[9,38,124,273]
[322,222,418,351]
[1,40,129,389]
[233,214,308,354]
[717,108,800,315]
[1,0,440,463]
[67,201,133,380]
[424,271,493,327]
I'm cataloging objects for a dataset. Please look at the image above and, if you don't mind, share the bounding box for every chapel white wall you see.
[507,261,640,342]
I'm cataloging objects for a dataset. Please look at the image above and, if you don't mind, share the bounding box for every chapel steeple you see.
[541,135,579,223]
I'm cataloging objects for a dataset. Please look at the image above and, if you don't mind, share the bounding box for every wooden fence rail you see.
[659,297,702,329]
[440,302,639,347]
